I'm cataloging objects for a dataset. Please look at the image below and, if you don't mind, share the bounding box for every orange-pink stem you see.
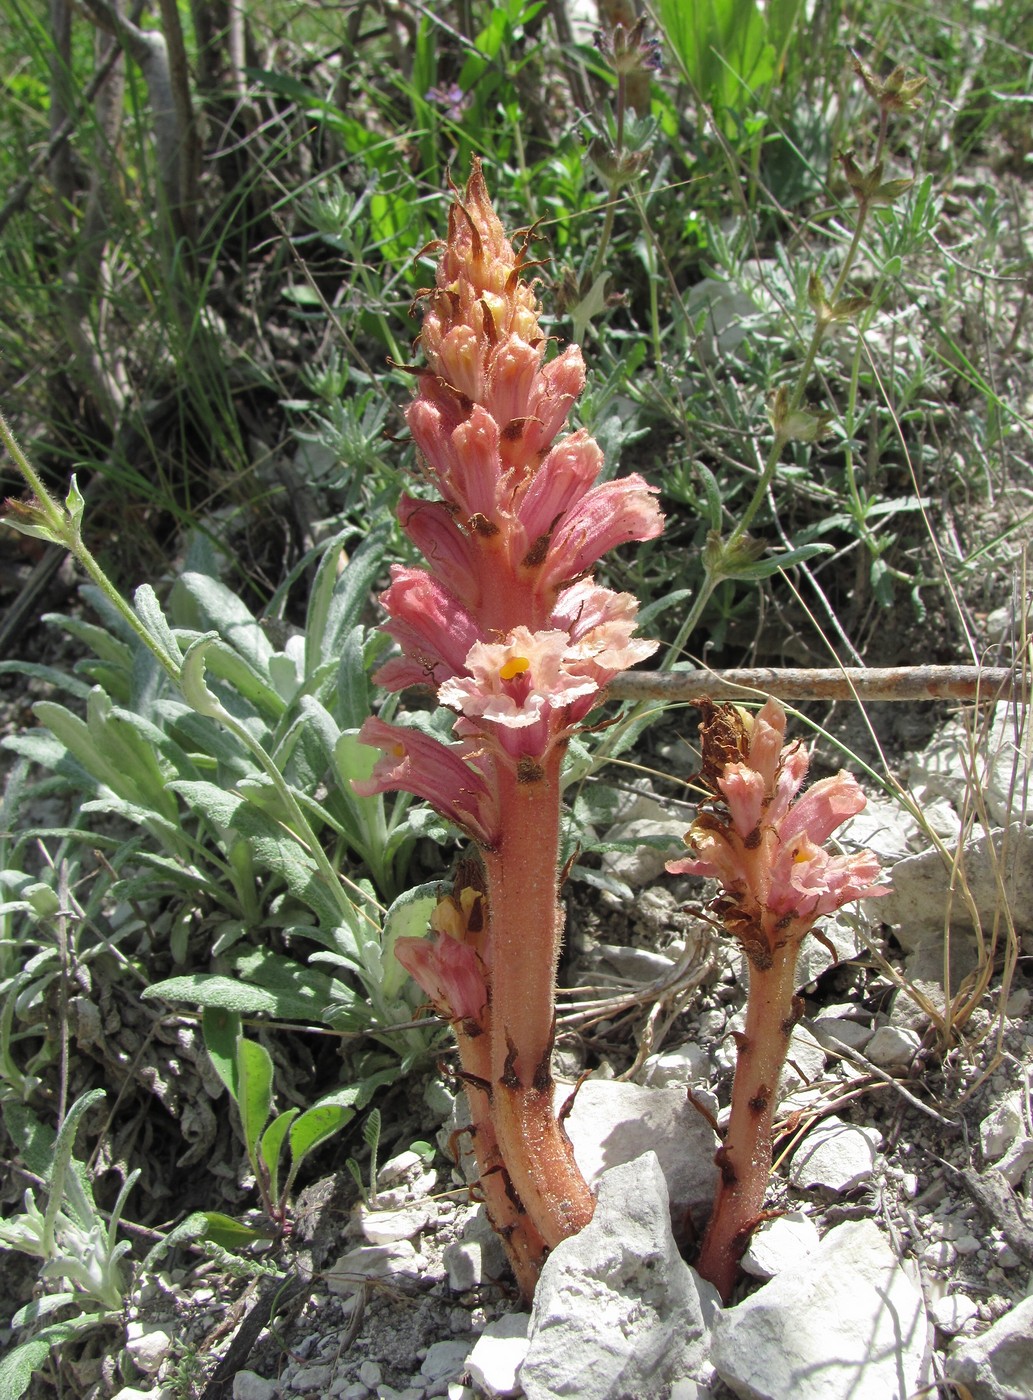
[481,748,595,1257]
[695,940,802,1302]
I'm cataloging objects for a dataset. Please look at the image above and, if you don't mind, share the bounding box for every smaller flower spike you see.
[671,698,887,1301]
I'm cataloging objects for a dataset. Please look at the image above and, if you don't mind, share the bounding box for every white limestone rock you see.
[946,1296,1033,1400]
[520,1154,718,1399]
[788,1116,882,1194]
[356,1200,435,1244]
[711,1219,930,1400]
[741,1211,820,1280]
[879,824,1033,946]
[326,1240,423,1295]
[808,1008,874,1053]
[443,1205,510,1291]
[466,1313,531,1399]
[564,1078,719,1230]
[980,1094,1025,1162]
[420,1340,474,1385]
[232,1374,279,1400]
[866,1024,921,1070]
[930,1293,979,1335]
[124,1323,173,1376]
[642,1042,710,1088]
[997,1137,1033,1187]
[781,1026,826,1092]
[601,818,691,888]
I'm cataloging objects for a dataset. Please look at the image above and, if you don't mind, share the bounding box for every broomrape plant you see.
[668,699,887,1301]
[356,159,663,1297]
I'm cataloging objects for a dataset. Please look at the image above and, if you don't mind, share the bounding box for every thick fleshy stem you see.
[450,1022,549,1297]
[482,750,595,1247]
[694,943,802,1302]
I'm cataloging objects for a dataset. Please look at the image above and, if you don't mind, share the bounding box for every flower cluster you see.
[356,159,662,840]
[669,697,886,960]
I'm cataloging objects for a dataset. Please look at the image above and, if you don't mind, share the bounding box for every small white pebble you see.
[953,1234,983,1256]
[359,1362,382,1387]
[920,1240,957,1271]
[929,1293,979,1334]
[1005,985,1031,1017]
[233,1374,280,1400]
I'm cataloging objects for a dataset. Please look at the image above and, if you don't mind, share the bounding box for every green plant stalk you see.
[0,412,363,941]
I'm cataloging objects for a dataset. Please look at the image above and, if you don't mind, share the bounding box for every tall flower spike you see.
[670,698,887,1301]
[360,159,662,1300]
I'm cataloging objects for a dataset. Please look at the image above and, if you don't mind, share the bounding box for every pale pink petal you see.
[430,323,483,403]
[539,475,664,588]
[779,772,867,848]
[439,627,597,730]
[484,335,542,432]
[375,567,483,689]
[397,495,483,610]
[717,764,766,839]
[517,431,602,544]
[667,826,749,891]
[517,346,586,461]
[395,931,488,1023]
[748,699,791,789]
[408,401,503,522]
[354,716,499,848]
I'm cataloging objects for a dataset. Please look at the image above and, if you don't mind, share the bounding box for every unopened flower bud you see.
[852,55,928,114]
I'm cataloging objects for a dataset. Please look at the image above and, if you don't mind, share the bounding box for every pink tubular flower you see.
[356,161,662,1296]
[538,475,664,593]
[439,627,598,759]
[677,698,889,1304]
[374,568,483,690]
[354,716,500,848]
[394,929,488,1024]
[668,698,887,953]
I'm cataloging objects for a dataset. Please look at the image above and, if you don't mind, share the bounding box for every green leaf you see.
[0,661,92,700]
[380,883,438,1001]
[1,1101,56,1179]
[227,948,349,1023]
[313,522,391,669]
[173,573,275,674]
[199,1211,276,1250]
[145,975,289,1016]
[169,779,247,829]
[288,1102,353,1173]
[733,542,832,579]
[235,1037,274,1157]
[42,614,133,670]
[259,1109,299,1203]
[335,626,373,732]
[180,633,230,720]
[33,697,176,820]
[201,1006,242,1098]
[45,1090,106,1248]
[0,1319,107,1400]
[133,584,184,667]
[228,805,347,930]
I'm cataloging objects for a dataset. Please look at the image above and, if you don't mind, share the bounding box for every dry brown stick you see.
[606,665,1023,705]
